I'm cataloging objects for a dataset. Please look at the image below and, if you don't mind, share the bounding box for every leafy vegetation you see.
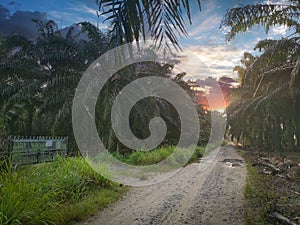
[0,18,210,155]
[95,61,210,154]
[223,0,300,151]
[0,2,211,223]
[244,163,276,225]
[242,150,300,225]
[0,144,206,224]
[113,145,205,165]
[0,157,124,225]
[0,21,110,152]
[97,0,201,51]
[222,1,300,224]
[221,0,300,41]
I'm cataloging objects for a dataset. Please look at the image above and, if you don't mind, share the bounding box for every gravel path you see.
[78,146,247,225]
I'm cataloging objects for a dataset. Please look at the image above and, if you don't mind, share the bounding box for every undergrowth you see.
[113,145,205,165]
[244,163,277,225]
[0,157,125,225]
[0,145,206,224]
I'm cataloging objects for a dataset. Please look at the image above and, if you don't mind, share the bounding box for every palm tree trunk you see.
[272,116,282,151]
[26,105,34,136]
[294,99,300,150]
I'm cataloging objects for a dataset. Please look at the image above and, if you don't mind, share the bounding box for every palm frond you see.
[290,56,300,89]
[254,82,291,112]
[244,37,299,85]
[97,0,201,51]
[221,2,300,41]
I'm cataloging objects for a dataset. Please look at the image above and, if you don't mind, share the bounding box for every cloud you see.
[0,3,108,39]
[0,4,47,39]
[175,44,246,80]
[82,5,97,16]
[68,2,108,28]
[48,10,87,26]
[49,11,86,28]
[264,0,289,4]
[48,8,107,30]
[189,15,222,36]
[69,4,100,17]
[270,25,288,36]
[0,4,10,20]
[187,0,223,37]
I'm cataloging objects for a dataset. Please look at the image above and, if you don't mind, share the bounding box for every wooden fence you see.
[8,136,68,165]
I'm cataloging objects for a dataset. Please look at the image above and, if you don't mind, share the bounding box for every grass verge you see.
[0,157,126,225]
[244,163,276,225]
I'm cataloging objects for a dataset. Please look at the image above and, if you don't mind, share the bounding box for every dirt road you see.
[78,146,247,225]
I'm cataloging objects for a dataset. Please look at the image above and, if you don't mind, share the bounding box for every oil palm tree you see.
[97,0,201,51]
[0,34,45,136]
[95,60,208,154]
[31,20,111,151]
[233,52,256,86]
[223,0,300,151]
[0,21,109,144]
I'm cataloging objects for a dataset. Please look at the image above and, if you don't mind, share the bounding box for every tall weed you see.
[0,156,114,224]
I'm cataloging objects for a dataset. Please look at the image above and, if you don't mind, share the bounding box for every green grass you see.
[188,146,206,163]
[0,157,125,225]
[113,145,205,166]
[55,186,126,224]
[0,145,207,224]
[244,164,276,225]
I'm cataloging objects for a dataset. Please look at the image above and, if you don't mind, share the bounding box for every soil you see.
[77,146,247,225]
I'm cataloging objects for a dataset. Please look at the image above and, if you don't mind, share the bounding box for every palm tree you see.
[223,0,300,151]
[97,0,201,51]
[233,52,256,86]
[0,34,45,136]
[32,20,111,151]
[227,52,256,146]
[0,20,110,148]
[95,60,208,154]
[0,19,208,154]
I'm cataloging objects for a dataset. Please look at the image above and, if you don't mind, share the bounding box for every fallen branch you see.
[259,161,280,171]
[270,212,297,225]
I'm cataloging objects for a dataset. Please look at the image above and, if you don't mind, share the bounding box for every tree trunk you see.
[26,105,34,136]
[272,116,282,151]
[294,98,300,151]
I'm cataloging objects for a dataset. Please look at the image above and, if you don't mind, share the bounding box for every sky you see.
[0,0,292,81]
